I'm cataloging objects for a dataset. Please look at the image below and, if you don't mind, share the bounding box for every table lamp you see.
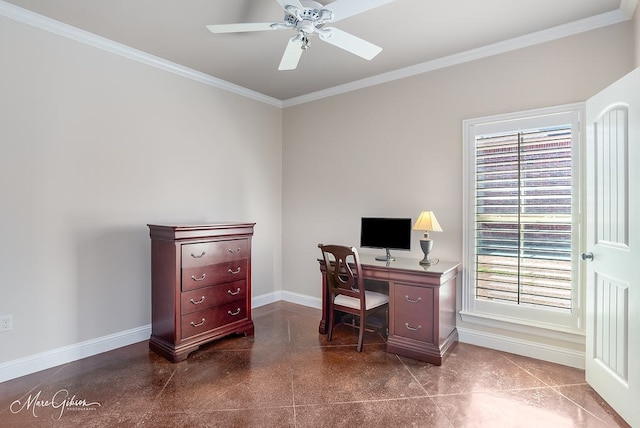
[413,211,443,265]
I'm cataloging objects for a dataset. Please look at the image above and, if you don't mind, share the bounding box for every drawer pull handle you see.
[228,247,241,254]
[228,267,242,275]
[228,287,241,296]
[191,273,207,281]
[228,308,241,316]
[405,323,422,331]
[190,318,206,327]
[405,295,422,303]
[190,251,206,258]
[190,296,206,305]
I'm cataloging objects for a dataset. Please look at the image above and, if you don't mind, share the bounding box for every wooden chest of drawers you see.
[148,223,255,362]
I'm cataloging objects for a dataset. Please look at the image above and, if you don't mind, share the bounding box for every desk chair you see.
[318,244,389,352]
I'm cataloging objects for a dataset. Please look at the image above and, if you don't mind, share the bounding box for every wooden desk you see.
[318,255,460,365]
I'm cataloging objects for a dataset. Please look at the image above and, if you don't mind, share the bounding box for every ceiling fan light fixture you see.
[292,32,310,50]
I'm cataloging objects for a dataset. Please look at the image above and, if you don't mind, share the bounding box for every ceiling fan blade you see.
[274,0,305,11]
[206,22,280,33]
[324,0,395,23]
[320,27,382,60]
[278,37,304,70]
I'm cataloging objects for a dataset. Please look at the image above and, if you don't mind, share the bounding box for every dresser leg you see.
[149,337,197,363]
[238,321,255,337]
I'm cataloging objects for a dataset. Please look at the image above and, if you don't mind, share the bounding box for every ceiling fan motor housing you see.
[285,2,333,34]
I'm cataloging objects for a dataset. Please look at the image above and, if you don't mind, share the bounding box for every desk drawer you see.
[181,259,247,291]
[181,300,247,340]
[182,239,249,268]
[393,284,434,343]
[180,280,247,315]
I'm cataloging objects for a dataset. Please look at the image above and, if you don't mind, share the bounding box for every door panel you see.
[585,67,639,427]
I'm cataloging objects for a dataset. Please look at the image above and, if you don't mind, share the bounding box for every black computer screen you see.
[360,217,411,250]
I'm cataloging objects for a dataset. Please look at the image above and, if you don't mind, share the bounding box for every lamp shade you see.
[412,211,443,232]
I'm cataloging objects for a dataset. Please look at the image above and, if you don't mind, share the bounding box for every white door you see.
[584,66,640,427]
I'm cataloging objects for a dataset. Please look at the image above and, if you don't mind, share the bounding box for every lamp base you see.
[419,238,434,265]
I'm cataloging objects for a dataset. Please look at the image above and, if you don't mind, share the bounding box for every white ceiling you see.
[2,0,636,103]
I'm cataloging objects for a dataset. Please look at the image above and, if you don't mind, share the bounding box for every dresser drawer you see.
[181,301,247,339]
[181,259,248,291]
[180,280,246,315]
[393,284,434,343]
[182,239,248,268]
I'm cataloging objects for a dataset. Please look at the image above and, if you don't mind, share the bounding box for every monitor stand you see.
[375,248,396,262]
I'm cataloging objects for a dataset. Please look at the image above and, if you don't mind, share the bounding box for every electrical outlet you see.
[0,315,12,331]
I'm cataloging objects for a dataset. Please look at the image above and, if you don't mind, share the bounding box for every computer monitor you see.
[360,217,411,262]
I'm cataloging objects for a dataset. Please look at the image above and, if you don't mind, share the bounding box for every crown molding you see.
[0,1,283,108]
[282,8,630,107]
[1,1,631,109]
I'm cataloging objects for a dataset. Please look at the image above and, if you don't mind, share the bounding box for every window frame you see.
[461,103,585,335]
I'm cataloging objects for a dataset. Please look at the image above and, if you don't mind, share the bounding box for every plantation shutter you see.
[474,125,573,312]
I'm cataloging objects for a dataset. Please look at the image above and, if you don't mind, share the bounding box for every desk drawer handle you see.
[228,247,241,254]
[191,273,207,281]
[190,296,206,305]
[228,308,241,316]
[190,318,206,327]
[228,267,241,275]
[405,295,422,303]
[405,323,422,331]
[190,251,206,258]
[227,287,241,296]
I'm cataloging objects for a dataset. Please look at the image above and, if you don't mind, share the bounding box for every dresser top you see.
[148,222,255,241]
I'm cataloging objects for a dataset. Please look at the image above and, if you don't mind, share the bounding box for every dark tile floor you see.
[0,301,630,427]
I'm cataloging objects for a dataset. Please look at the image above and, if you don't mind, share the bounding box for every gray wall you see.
[281,22,635,359]
[0,15,283,363]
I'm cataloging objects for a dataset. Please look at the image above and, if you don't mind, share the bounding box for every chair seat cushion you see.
[334,290,389,310]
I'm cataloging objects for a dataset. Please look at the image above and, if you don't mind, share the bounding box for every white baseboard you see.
[252,290,321,309]
[0,293,585,383]
[457,326,586,369]
[251,290,283,308]
[0,292,321,383]
[280,290,322,309]
[0,324,151,383]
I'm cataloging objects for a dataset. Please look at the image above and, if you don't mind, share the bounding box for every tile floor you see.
[0,301,630,427]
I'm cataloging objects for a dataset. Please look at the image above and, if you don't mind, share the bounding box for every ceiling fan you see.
[206,0,395,70]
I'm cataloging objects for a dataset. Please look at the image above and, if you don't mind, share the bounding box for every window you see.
[462,104,583,333]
